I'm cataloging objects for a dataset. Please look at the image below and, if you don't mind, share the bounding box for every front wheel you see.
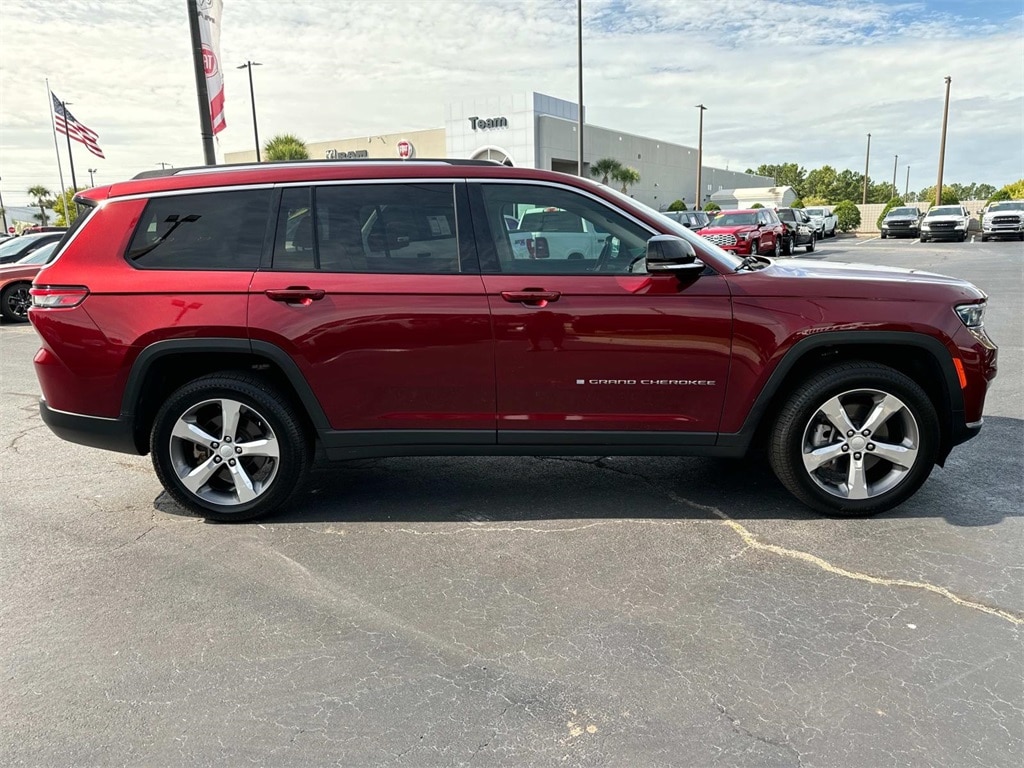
[749,239,759,256]
[806,234,816,253]
[772,237,781,258]
[1,282,31,322]
[151,374,311,522]
[768,362,939,516]
[920,235,929,243]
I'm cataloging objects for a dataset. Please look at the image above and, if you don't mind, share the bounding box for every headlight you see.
[955,302,986,328]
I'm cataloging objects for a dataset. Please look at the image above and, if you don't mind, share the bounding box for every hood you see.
[701,224,757,236]
[0,263,43,280]
[732,258,985,303]
[923,213,967,223]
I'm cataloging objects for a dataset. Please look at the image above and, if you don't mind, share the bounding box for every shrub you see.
[791,199,804,208]
[876,196,905,230]
[703,202,720,212]
[750,202,764,209]
[667,199,687,211]
[834,200,861,232]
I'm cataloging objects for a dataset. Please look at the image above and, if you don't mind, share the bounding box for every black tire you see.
[920,235,929,243]
[1,282,32,322]
[959,232,967,242]
[783,235,794,256]
[806,234,816,253]
[772,237,781,258]
[749,240,759,256]
[980,235,988,242]
[880,231,887,239]
[768,362,939,516]
[151,373,311,522]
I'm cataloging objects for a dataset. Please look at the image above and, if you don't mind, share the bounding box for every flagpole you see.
[61,100,79,192]
[45,79,67,205]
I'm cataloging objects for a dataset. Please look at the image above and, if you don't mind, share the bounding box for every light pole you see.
[576,0,584,177]
[88,168,97,187]
[237,61,264,162]
[905,165,910,199]
[862,133,871,204]
[891,154,898,200]
[0,176,8,233]
[156,162,173,170]
[936,75,952,207]
[695,104,707,210]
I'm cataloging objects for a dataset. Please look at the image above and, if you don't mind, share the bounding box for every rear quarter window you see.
[126,189,271,270]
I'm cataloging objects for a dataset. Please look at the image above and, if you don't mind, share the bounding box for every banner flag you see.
[197,0,226,135]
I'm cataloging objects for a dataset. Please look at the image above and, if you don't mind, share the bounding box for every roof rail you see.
[131,158,501,180]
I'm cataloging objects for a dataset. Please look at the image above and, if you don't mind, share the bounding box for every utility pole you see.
[936,76,952,207]
[862,133,871,204]
[905,165,910,199]
[0,176,8,233]
[576,0,584,177]
[695,104,707,210]
[891,154,898,200]
[60,99,79,191]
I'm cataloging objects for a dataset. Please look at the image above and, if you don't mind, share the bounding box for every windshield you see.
[887,208,919,217]
[595,182,743,269]
[927,206,962,217]
[804,208,825,216]
[15,242,59,265]
[711,212,758,226]
[989,201,1024,212]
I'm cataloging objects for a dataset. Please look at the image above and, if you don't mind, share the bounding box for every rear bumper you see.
[39,400,143,455]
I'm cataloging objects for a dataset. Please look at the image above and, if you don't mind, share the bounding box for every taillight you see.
[30,286,90,309]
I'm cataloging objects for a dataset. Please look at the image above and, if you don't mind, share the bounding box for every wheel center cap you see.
[849,436,867,451]
[219,445,235,458]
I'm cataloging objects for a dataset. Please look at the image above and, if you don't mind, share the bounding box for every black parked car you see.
[661,210,710,231]
[776,208,816,254]
[880,207,923,239]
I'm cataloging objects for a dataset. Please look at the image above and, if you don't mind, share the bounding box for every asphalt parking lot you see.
[2,236,1021,767]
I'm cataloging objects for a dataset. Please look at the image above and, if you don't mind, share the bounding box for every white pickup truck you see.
[509,208,608,261]
[802,207,838,238]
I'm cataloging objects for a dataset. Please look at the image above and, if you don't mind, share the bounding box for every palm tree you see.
[611,166,641,194]
[27,185,53,225]
[263,134,309,161]
[590,158,622,186]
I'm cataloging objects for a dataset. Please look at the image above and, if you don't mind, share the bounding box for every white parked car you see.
[919,205,975,243]
[802,207,837,238]
[981,200,1024,241]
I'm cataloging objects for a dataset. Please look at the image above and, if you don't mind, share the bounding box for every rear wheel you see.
[806,234,816,253]
[783,235,794,256]
[772,237,781,258]
[769,362,939,516]
[151,373,311,522]
[0,282,31,322]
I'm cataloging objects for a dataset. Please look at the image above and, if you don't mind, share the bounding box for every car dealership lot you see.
[2,238,1021,766]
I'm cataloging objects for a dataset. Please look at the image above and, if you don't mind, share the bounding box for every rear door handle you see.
[265,287,326,306]
[501,290,561,307]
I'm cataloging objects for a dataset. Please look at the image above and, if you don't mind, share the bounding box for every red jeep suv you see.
[30,160,997,521]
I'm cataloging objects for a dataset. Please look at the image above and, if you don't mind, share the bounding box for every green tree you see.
[703,201,720,212]
[750,202,764,209]
[263,134,309,161]
[972,183,997,200]
[987,188,1011,203]
[834,200,861,232]
[876,196,906,229]
[611,166,640,194]
[27,185,54,226]
[791,199,804,208]
[590,158,623,186]
[667,199,687,211]
[833,170,865,203]
[53,187,86,227]
[996,179,1024,199]
[804,165,839,202]
[918,186,959,205]
[747,162,807,196]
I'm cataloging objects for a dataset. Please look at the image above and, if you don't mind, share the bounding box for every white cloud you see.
[0,0,1021,204]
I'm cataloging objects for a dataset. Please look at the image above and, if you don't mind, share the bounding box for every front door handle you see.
[265,287,326,306]
[501,290,561,308]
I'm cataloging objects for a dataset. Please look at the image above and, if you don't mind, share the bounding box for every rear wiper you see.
[128,214,201,261]
[734,254,768,272]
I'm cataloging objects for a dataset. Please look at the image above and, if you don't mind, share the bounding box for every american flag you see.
[51,92,105,159]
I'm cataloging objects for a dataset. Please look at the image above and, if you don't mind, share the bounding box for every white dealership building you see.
[225,92,771,210]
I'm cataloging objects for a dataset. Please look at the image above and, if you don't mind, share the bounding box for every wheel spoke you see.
[860,394,904,435]
[237,437,279,459]
[818,396,857,435]
[803,442,846,472]
[870,439,918,469]
[219,399,243,443]
[171,418,218,447]
[845,457,870,499]
[179,456,221,494]
[227,462,258,504]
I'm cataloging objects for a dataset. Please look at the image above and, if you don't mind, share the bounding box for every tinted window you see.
[479,184,650,274]
[127,189,271,270]
[778,210,796,222]
[271,184,461,274]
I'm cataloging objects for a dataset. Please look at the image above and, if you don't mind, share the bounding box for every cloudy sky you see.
[1,0,1021,205]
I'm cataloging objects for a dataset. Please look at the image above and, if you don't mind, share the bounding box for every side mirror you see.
[645,235,704,275]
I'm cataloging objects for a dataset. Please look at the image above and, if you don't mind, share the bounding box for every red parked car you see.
[700,208,784,257]
[0,241,60,321]
[29,160,996,521]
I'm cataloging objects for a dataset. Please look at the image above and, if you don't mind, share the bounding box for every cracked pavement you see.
[1,240,1021,766]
